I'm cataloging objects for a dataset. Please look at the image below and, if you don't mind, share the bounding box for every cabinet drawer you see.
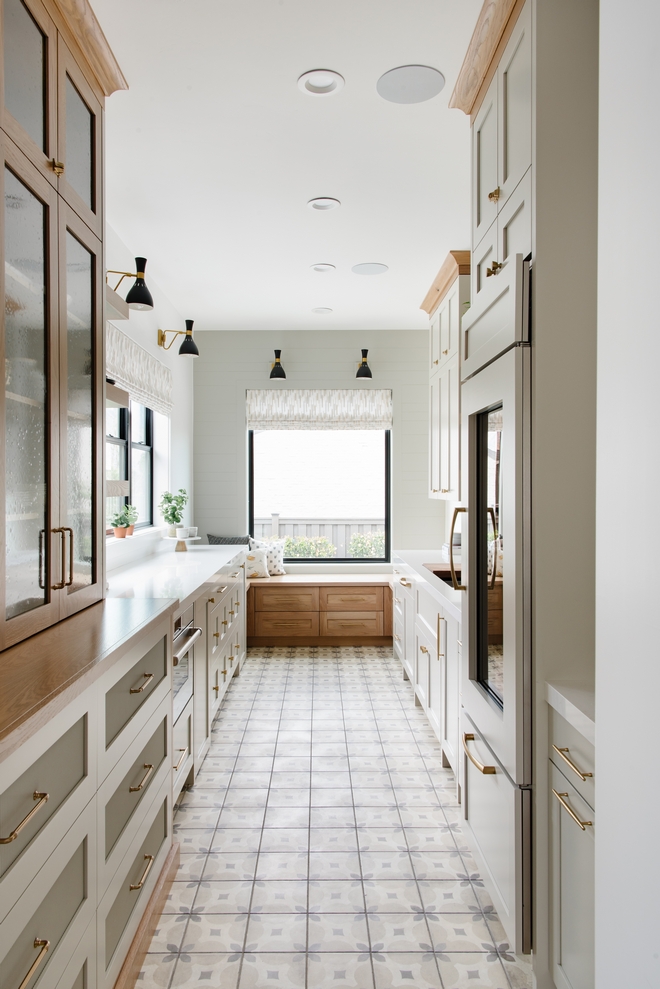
[173,700,193,803]
[104,796,168,972]
[255,612,319,637]
[549,709,595,810]
[414,622,434,709]
[104,717,167,859]
[254,587,319,612]
[0,715,86,882]
[320,587,383,612]
[105,636,168,749]
[319,612,383,637]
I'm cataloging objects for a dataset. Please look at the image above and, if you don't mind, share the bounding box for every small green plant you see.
[349,530,385,558]
[158,489,188,525]
[110,507,130,529]
[284,535,336,558]
[124,504,138,526]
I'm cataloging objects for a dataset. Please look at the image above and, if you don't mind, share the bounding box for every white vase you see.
[168,525,177,537]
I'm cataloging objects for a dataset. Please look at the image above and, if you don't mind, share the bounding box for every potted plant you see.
[110,507,130,538]
[124,504,138,535]
[158,488,189,536]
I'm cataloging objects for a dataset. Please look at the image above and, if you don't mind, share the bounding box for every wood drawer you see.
[549,709,595,811]
[319,612,383,637]
[173,699,193,803]
[104,636,168,749]
[255,612,319,637]
[104,717,167,860]
[320,587,383,612]
[254,587,320,612]
[0,715,86,883]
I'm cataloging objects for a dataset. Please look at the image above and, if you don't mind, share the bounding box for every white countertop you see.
[545,680,595,745]
[107,545,246,614]
[393,549,463,622]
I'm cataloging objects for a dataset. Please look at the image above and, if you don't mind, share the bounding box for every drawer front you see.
[319,612,383,637]
[105,636,168,748]
[104,797,168,971]
[320,587,383,612]
[0,715,86,881]
[255,612,319,637]
[549,709,595,810]
[207,595,233,658]
[104,717,167,859]
[414,622,433,709]
[173,702,193,802]
[254,587,319,612]
[416,586,439,645]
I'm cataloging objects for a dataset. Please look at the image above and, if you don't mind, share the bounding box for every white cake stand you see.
[164,535,202,553]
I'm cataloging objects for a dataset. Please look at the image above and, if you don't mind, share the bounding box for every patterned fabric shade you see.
[106,324,173,415]
[246,389,393,430]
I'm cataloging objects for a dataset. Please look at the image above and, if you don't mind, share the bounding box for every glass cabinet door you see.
[476,406,504,707]
[57,38,102,237]
[1,140,60,648]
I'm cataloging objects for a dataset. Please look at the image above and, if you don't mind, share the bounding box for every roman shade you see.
[106,324,173,416]
[246,389,393,430]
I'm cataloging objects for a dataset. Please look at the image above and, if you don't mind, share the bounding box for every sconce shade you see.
[356,348,372,378]
[270,349,286,379]
[125,257,154,310]
[178,319,199,357]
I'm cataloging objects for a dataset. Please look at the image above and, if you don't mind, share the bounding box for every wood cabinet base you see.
[248,635,393,648]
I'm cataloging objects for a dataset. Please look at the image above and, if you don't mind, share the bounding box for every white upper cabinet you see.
[472,78,499,249]
[498,1,532,205]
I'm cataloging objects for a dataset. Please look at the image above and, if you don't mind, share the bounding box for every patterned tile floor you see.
[140,647,534,988]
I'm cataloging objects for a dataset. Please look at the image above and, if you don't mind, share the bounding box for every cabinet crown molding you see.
[51,0,128,96]
[420,251,470,315]
[449,0,520,115]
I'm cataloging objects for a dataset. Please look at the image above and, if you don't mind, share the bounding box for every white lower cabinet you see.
[439,610,460,773]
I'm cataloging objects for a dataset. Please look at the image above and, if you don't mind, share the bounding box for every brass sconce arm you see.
[106,269,142,293]
[157,329,184,351]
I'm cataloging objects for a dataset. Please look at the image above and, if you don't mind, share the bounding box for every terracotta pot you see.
[113,527,128,539]
[126,525,135,535]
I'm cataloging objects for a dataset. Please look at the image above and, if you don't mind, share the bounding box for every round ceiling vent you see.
[376,65,445,104]
[308,197,341,211]
[311,263,336,272]
[298,69,345,96]
[352,263,389,275]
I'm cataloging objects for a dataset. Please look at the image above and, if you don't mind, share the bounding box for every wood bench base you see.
[247,636,393,648]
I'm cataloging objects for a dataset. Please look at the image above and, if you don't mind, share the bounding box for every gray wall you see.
[193,330,443,559]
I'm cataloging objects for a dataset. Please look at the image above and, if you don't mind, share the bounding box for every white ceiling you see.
[91,0,481,332]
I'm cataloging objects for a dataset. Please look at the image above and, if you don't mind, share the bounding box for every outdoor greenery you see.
[349,530,386,558]
[284,535,336,558]
[158,488,188,525]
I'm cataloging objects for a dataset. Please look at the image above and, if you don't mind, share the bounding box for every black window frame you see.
[105,402,154,532]
[248,428,391,564]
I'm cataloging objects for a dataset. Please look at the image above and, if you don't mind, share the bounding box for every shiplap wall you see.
[193,330,443,559]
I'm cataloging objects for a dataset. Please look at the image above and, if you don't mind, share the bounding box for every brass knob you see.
[213,685,220,693]
[229,610,235,616]
[213,632,220,638]
[486,261,503,277]
[433,359,439,365]
[420,645,429,654]
[442,349,448,355]
[487,186,501,202]
[441,488,449,493]
[222,620,228,626]
[221,669,228,675]
[51,158,64,176]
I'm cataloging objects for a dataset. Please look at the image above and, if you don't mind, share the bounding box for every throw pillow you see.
[207,534,250,545]
[249,536,286,575]
[245,548,270,579]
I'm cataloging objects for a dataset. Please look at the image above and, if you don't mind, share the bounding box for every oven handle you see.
[462,732,497,774]
[173,626,202,665]
[449,507,467,591]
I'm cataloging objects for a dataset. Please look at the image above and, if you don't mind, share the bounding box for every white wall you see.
[596,3,660,986]
[193,330,442,562]
[105,225,194,572]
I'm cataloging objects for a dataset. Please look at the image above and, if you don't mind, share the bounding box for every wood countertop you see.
[0,597,177,761]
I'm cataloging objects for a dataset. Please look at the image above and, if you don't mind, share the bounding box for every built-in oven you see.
[172,608,202,723]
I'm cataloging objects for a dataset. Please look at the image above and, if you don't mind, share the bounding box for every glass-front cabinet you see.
[1,0,107,648]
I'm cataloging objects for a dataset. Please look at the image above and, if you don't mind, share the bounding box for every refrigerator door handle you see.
[449,507,467,591]
[462,732,497,774]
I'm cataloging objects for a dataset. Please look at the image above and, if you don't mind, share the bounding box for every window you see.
[106,400,153,530]
[249,429,390,562]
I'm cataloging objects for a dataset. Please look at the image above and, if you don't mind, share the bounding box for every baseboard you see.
[247,636,393,647]
[112,841,180,989]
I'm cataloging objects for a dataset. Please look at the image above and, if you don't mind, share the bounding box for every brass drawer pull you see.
[228,655,235,663]
[18,939,50,989]
[552,789,593,831]
[222,620,228,626]
[174,748,188,771]
[419,645,429,654]
[462,733,496,775]
[487,186,501,201]
[130,854,155,890]
[213,685,220,693]
[130,673,154,694]
[552,745,593,782]
[486,261,503,277]
[129,764,154,792]
[213,631,220,638]
[229,610,235,616]
[399,578,412,587]
[437,615,446,659]
[221,669,228,675]
[0,792,49,844]
[235,602,240,609]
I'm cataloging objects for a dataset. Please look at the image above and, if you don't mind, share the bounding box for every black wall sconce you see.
[270,350,286,379]
[157,319,200,357]
[106,256,154,310]
[356,349,372,378]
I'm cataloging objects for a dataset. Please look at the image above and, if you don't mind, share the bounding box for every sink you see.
[423,562,461,586]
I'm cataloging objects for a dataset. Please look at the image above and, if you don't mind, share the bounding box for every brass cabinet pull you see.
[449,507,467,591]
[437,615,446,659]
[228,655,235,663]
[462,733,496,774]
[222,620,228,626]
[552,745,593,782]
[487,186,501,201]
[130,672,154,694]
[174,748,188,771]
[221,669,228,675]
[213,632,220,638]
[486,261,503,277]
[433,359,439,365]
[228,610,235,616]
[130,854,155,890]
[51,157,64,175]
[18,939,50,989]
[488,507,498,589]
[129,764,154,792]
[399,578,412,587]
[419,645,429,654]
[51,527,66,589]
[62,526,74,586]
[552,789,593,831]
[235,602,240,609]
[441,488,449,493]
[213,685,220,693]
[0,792,49,844]
[442,349,449,355]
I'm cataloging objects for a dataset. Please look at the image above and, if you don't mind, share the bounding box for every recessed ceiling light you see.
[311,263,336,273]
[352,263,389,275]
[376,65,446,104]
[308,197,340,211]
[312,307,333,314]
[298,69,345,96]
